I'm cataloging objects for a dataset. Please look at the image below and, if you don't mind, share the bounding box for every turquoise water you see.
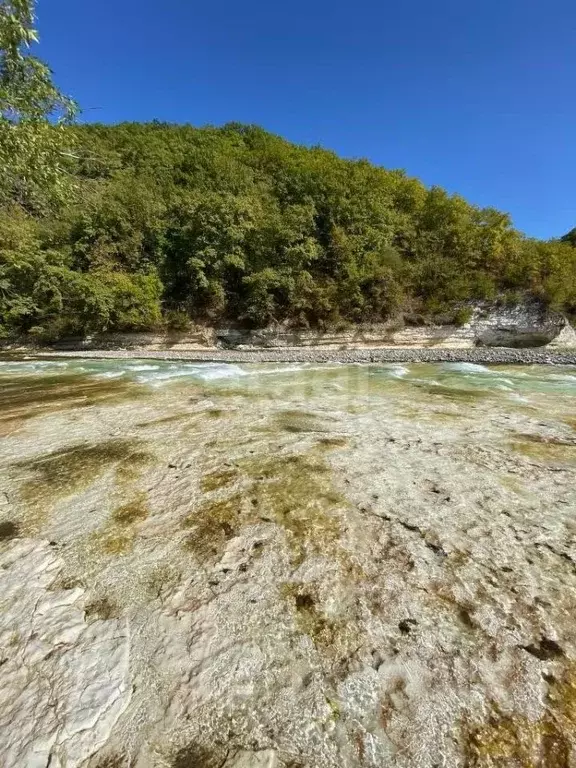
[1,357,576,401]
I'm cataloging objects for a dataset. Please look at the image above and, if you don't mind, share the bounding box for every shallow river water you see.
[0,358,575,768]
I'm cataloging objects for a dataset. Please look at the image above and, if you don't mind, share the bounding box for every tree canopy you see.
[1,120,575,340]
[0,0,77,210]
[1,1,575,340]
[562,228,576,248]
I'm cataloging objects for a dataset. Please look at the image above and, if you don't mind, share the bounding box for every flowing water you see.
[1,357,576,768]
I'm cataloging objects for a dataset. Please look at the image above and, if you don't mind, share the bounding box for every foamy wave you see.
[0,360,69,373]
[509,392,530,403]
[133,362,248,384]
[247,364,306,376]
[245,363,345,376]
[193,364,248,380]
[442,362,491,374]
[385,364,410,378]
[94,370,125,379]
[548,373,576,384]
[491,377,515,389]
[372,364,410,378]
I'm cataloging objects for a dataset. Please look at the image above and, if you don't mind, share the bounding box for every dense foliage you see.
[562,228,576,248]
[1,121,576,339]
[0,0,76,211]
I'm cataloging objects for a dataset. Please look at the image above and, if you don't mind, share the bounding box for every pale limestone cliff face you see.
[390,304,574,349]
[547,320,576,349]
[5,301,576,351]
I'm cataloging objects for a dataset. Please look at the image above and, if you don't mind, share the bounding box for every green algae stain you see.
[84,596,118,622]
[98,530,135,555]
[112,492,149,525]
[177,407,233,437]
[49,575,84,592]
[317,436,349,450]
[281,584,339,648]
[274,409,335,434]
[182,450,346,567]
[400,405,464,423]
[326,696,342,720]
[92,754,128,768]
[281,582,362,674]
[509,437,576,466]
[200,467,238,492]
[0,416,26,438]
[197,384,262,400]
[344,404,368,414]
[0,374,146,428]
[15,439,154,507]
[172,742,227,768]
[0,520,20,540]
[182,493,243,563]
[136,412,193,429]
[429,410,464,422]
[147,565,182,598]
[514,432,576,447]
[499,474,528,495]
[240,452,331,480]
[415,384,490,402]
[115,450,153,484]
[92,489,151,556]
[240,453,343,566]
[464,666,576,768]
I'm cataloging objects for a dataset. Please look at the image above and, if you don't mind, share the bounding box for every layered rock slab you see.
[0,540,131,768]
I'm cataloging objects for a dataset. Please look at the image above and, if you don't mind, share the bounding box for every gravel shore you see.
[29,346,576,365]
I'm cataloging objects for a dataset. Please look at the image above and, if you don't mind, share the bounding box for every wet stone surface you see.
[0,357,575,767]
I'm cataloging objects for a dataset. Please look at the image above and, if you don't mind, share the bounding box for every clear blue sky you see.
[37,0,575,239]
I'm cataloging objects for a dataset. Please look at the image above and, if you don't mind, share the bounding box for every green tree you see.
[561,228,576,248]
[0,0,77,209]
[2,118,576,339]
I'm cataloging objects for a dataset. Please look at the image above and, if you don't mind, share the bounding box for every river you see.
[1,358,575,767]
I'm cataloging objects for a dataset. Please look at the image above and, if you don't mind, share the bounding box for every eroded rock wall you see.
[3,302,575,351]
[391,303,573,349]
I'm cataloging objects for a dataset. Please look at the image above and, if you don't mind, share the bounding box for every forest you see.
[1,120,576,340]
[2,0,576,340]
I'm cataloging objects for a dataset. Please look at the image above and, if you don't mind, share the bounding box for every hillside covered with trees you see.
[2,121,576,340]
[1,3,575,341]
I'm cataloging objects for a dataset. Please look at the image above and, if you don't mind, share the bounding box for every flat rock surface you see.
[0,540,131,768]
[0,357,575,767]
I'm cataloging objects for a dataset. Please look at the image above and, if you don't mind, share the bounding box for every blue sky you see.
[38,0,575,239]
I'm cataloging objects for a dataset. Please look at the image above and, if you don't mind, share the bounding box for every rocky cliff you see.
[36,302,576,352]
